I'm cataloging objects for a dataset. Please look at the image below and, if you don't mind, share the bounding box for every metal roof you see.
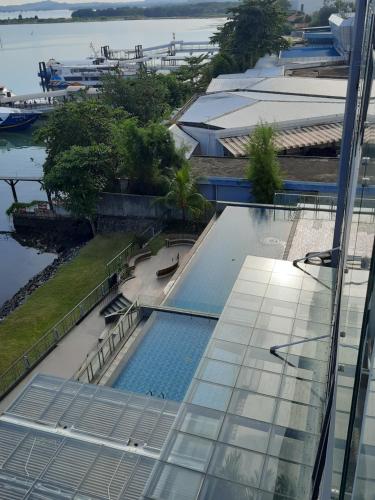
[0,374,180,499]
[206,75,349,96]
[219,122,344,157]
[169,124,198,159]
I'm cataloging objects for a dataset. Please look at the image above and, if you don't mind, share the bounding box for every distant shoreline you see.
[0,14,226,25]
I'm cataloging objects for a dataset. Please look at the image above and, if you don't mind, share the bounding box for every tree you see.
[44,144,118,234]
[114,120,183,195]
[211,0,290,72]
[157,163,207,222]
[309,1,354,26]
[247,124,283,204]
[101,73,171,124]
[34,100,126,174]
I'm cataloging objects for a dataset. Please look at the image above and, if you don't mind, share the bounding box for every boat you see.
[38,57,138,90]
[0,107,39,131]
[38,40,219,90]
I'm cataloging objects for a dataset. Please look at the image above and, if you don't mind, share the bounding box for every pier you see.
[0,87,98,113]
[101,40,219,62]
[0,175,53,209]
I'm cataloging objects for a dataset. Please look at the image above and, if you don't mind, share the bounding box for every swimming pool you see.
[280,46,340,59]
[112,312,216,401]
[166,207,293,314]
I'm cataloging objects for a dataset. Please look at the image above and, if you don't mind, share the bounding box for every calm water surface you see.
[0,17,224,93]
[0,18,222,307]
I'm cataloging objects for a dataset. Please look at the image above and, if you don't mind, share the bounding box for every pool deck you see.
[0,243,193,412]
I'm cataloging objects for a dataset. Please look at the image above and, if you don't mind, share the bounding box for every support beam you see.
[4,179,19,203]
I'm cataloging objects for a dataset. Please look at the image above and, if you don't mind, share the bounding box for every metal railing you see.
[0,276,117,400]
[74,301,141,384]
[274,192,375,216]
[106,241,137,278]
[0,215,167,400]
[105,213,167,278]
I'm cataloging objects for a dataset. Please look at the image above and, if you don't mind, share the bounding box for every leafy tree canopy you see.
[101,72,190,124]
[247,124,283,204]
[309,0,354,26]
[114,119,184,195]
[43,144,118,232]
[211,0,290,72]
[34,99,126,174]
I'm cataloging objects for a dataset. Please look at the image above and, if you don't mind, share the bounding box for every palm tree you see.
[157,163,208,223]
[247,123,283,204]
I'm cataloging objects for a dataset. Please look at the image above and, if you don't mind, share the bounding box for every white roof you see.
[169,124,198,158]
[207,75,349,96]
[178,90,347,130]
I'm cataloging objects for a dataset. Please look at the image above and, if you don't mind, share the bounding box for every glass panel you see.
[288,336,329,361]
[265,285,301,303]
[279,376,325,407]
[198,359,240,387]
[260,457,312,498]
[209,443,265,488]
[229,389,276,423]
[223,307,258,327]
[244,256,275,271]
[298,290,333,309]
[292,319,331,338]
[275,400,321,434]
[146,463,203,500]
[189,381,232,412]
[269,273,303,289]
[260,298,298,318]
[174,404,224,440]
[163,432,214,472]
[198,476,260,500]
[219,414,270,453]
[239,267,272,284]
[296,304,332,324]
[244,347,284,373]
[251,330,290,350]
[285,354,328,383]
[234,280,268,297]
[268,426,318,466]
[254,314,294,335]
[236,367,281,397]
[207,340,245,365]
[229,292,263,312]
[214,322,253,345]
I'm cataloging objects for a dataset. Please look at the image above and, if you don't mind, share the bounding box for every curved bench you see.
[166,238,196,247]
[156,257,179,278]
[129,250,152,271]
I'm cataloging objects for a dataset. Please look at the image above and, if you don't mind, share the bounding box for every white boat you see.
[38,57,138,89]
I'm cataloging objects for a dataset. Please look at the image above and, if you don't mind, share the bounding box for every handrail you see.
[0,275,117,400]
[74,300,141,384]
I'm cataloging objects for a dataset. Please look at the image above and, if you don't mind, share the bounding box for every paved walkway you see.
[0,244,192,412]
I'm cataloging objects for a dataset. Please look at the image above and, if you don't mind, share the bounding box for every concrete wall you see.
[97,193,168,219]
[197,176,375,204]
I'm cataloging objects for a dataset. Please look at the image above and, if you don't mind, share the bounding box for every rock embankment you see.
[0,247,80,321]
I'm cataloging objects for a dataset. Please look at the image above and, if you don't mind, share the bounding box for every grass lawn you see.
[0,233,134,374]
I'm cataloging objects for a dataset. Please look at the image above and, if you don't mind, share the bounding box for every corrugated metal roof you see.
[0,374,182,499]
[219,122,344,156]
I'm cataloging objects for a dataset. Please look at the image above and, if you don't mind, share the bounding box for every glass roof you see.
[144,256,337,499]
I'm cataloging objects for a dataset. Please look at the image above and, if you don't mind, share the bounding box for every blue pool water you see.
[166,207,293,314]
[112,312,216,401]
[281,46,340,59]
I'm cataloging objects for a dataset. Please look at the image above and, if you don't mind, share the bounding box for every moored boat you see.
[0,107,39,131]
